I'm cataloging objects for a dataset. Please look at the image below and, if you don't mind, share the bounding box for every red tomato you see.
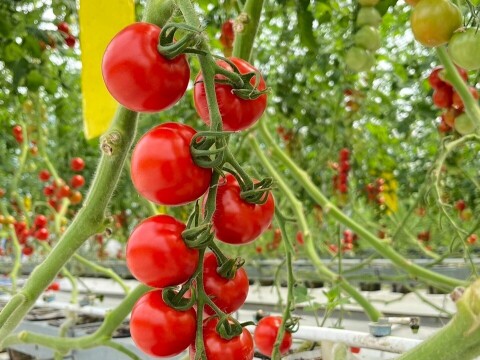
[126,215,199,288]
[47,282,60,291]
[35,228,49,241]
[70,157,85,171]
[12,125,22,138]
[69,191,83,205]
[130,290,197,357]
[428,66,445,89]
[296,231,304,245]
[57,22,70,34]
[351,346,361,354]
[339,148,350,161]
[65,34,76,48]
[194,57,267,131]
[432,85,453,108]
[102,22,190,112]
[203,252,249,315]
[190,317,254,360]
[70,175,85,189]
[452,86,479,110]
[210,174,274,245]
[34,215,48,228]
[455,200,466,211]
[131,123,212,205]
[57,185,71,198]
[22,246,34,256]
[254,316,292,356]
[220,20,235,48]
[38,169,51,182]
[467,234,478,245]
[43,185,54,197]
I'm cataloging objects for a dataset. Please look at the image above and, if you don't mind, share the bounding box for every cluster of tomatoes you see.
[429,66,478,135]
[219,20,235,57]
[100,21,293,358]
[39,157,85,210]
[329,229,358,254]
[365,177,385,206]
[57,21,76,48]
[12,125,24,144]
[332,148,350,194]
[346,0,382,72]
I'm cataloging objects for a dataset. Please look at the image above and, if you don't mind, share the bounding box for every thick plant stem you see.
[398,280,480,360]
[2,283,151,351]
[258,120,467,289]
[232,0,265,62]
[0,107,138,347]
[436,46,480,129]
[249,136,382,321]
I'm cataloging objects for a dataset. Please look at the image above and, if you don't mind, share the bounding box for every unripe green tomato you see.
[346,47,375,72]
[354,26,381,51]
[359,0,379,5]
[448,28,480,71]
[356,6,382,27]
[454,114,476,135]
[411,0,462,47]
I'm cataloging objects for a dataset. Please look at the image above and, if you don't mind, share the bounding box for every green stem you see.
[0,204,21,293]
[258,120,467,290]
[194,248,207,360]
[249,135,382,321]
[398,280,480,360]
[72,253,130,294]
[102,340,142,360]
[0,107,138,347]
[232,0,265,62]
[2,283,151,351]
[436,46,480,129]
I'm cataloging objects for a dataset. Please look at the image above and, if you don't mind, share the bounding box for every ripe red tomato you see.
[47,282,60,291]
[126,215,199,288]
[43,185,54,197]
[411,0,462,47]
[57,185,71,198]
[102,22,190,112]
[190,317,254,360]
[70,157,85,171]
[467,234,478,245]
[130,290,197,357]
[296,231,304,245]
[194,57,267,131]
[35,228,49,241]
[452,87,479,110]
[428,66,445,89]
[57,22,70,34]
[34,215,47,228]
[22,246,34,256]
[254,316,292,356]
[210,174,274,245]
[70,175,85,189]
[65,34,76,48]
[432,86,453,108]
[203,252,249,315]
[131,123,212,205]
[12,125,22,138]
[39,169,51,182]
[455,200,466,211]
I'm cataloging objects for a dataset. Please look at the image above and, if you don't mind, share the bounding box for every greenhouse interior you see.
[1,0,480,359]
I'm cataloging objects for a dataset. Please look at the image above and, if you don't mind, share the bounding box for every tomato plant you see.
[130,122,212,206]
[209,174,275,245]
[448,28,480,71]
[70,157,85,171]
[126,215,199,288]
[130,290,197,357]
[102,22,190,112]
[194,57,267,131]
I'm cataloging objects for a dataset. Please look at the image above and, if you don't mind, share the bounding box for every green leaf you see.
[4,42,24,62]
[294,284,314,303]
[375,0,398,16]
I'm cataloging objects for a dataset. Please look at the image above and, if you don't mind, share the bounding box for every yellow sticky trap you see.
[79,0,135,139]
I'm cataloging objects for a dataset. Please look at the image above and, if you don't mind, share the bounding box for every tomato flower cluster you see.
[345,0,382,73]
[429,66,478,135]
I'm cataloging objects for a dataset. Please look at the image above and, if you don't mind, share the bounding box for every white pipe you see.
[247,325,423,354]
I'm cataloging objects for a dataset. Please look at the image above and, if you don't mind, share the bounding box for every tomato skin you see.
[411,0,462,47]
[452,87,479,110]
[432,85,453,108]
[102,22,190,112]
[126,215,199,288]
[57,22,70,34]
[449,28,480,71]
[220,20,235,48]
[130,290,197,357]
[39,169,51,182]
[356,7,382,27]
[454,113,476,135]
[194,57,267,131]
[131,123,212,206]
[210,174,275,245]
[203,252,249,315]
[34,215,47,228]
[35,228,49,241]
[70,175,85,189]
[70,157,85,171]
[254,316,292,356]
[345,47,375,72]
[190,317,254,360]
[354,26,381,51]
